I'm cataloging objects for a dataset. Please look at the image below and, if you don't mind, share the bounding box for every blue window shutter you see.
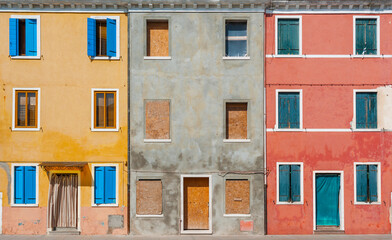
[289,93,300,128]
[24,166,36,204]
[94,167,104,204]
[14,166,24,204]
[104,167,116,204]
[289,20,299,54]
[356,19,366,54]
[279,165,290,202]
[9,18,19,56]
[278,93,289,128]
[290,165,301,202]
[87,18,96,57]
[369,165,378,202]
[356,93,366,128]
[368,93,377,128]
[25,19,37,56]
[278,19,299,55]
[366,19,377,55]
[356,165,368,202]
[106,18,117,57]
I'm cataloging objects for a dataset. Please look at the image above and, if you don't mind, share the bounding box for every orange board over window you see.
[147,21,169,57]
[15,90,38,128]
[145,100,170,139]
[226,103,248,139]
[136,180,163,215]
[225,179,250,214]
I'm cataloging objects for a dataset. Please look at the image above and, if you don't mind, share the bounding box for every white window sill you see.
[352,128,380,132]
[91,56,120,60]
[276,201,303,205]
[223,214,251,217]
[223,56,250,60]
[144,56,172,60]
[352,55,381,58]
[92,203,119,207]
[269,54,302,58]
[12,127,40,132]
[354,202,381,205]
[144,139,172,143]
[11,204,38,207]
[181,230,212,235]
[223,139,251,143]
[91,128,119,132]
[11,56,41,60]
[136,214,164,218]
[273,128,304,132]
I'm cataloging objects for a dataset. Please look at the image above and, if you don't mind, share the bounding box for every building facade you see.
[265,2,392,234]
[128,4,266,235]
[0,9,129,235]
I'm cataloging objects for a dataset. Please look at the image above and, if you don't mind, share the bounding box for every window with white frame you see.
[277,163,303,203]
[12,88,40,131]
[87,16,120,59]
[276,17,301,55]
[355,91,377,129]
[12,164,38,205]
[93,165,118,205]
[355,163,380,204]
[9,15,40,58]
[225,20,248,57]
[91,89,119,131]
[276,90,302,129]
[354,17,379,55]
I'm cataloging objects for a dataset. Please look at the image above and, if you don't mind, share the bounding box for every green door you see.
[316,174,340,226]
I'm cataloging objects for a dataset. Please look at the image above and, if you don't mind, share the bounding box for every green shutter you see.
[368,92,377,129]
[356,19,377,55]
[366,19,377,55]
[279,165,290,202]
[356,93,367,128]
[278,93,289,128]
[369,165,378,203]
[278,19,299,55]
[290,165,301,202]
[356,165,368,202]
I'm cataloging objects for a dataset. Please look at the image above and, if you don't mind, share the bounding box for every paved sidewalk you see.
[1,235,392,240]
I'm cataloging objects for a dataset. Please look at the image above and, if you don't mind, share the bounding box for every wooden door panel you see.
[184,178,209,230]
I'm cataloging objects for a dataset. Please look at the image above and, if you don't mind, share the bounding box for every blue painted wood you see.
[278,19,299,55]
[316,174,340,226]
[104,167,116,204]
[356,165,368,202]
[94,167,104,204]
[87,18,96,57]
[25,19,37,56]
[226,22,247,37]
[368,93,377,128]
[291,165,301,202]
[9,18,19,56]
[356,19,377,55]
[369,165,378,203]
[14,166,24,204]
[279,165,290,202]
[279,92,299,128]
[106,18,116,57]
[25,166,36,204]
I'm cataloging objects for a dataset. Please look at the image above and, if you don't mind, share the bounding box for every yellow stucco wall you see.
[0,12,128,209]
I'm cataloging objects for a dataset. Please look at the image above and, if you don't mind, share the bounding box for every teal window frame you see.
[354,16,379,56]
[355,163,380,204]
[276,16,301,55]
[277,163,303,204]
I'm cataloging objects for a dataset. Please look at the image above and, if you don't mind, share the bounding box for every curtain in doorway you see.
[48,174,78,229]
[316,174,340,226]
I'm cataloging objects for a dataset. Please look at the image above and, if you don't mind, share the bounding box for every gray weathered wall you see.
[129,12,264,235]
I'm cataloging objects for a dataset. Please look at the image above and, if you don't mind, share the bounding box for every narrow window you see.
[9,17,38,57]
[278,164,301,203]
[94,91,116,129]
[15,90,37,128]
[147,20,169,57]
[225,179,250,214]
[356,164,378,203]
[278,92,300,129]
[356,92,377,129]
[226,103,248,139]
[145,100,170,139]
[136,180,163,215]
[94,166,116,204]
[225,21,247,57]
[355,18,377,55]
[96,20,107,56]
[14,166,37,204]
[19,19,26,55]
[277,18,300,55]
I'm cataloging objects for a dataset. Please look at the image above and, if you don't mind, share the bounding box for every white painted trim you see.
[10,163,39,207]
[276,162,304,205]
[144,139,172,143]
[12,88,41,131]
[223,139,251,143]
[353,89,379,131]
[129,9,265,13]
[143,56,172,60]
[266,54,392,58]
[353,162,381,205]
[1,9,126,13]
[91,88,119,132]
[136,214,164,218]
[91,164,119,207]
[275,89,303,130]
[90,16,120,59]
[353,16,380,56]
[266,128,389,132]
[223,214,251,217]
[313,171,344,231]
[180,175,212,235]
[47,169,81,233]
[267,10,392,14]
[0,192,2,234]
[10,15,41,59]
[222,56,250,60]
[275,16,302,56]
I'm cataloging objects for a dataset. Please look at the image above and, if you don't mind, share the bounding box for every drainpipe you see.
[127,10,131,235]
[263,10,267,236]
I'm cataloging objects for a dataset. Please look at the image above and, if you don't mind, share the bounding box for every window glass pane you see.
[96,93,105,127]
[17,92,26,126]
[226,22,247,37]
[19,19,26,56]
[27,92,36,127]
[96,20,107,56]
[226,40,247,57]
[106,93,115,127]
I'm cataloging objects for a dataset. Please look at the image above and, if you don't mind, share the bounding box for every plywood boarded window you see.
[225,179,250,214]
[136,180,162,215]
[226,103,247,139]
[147,20,169,57]
[145,100,170,139]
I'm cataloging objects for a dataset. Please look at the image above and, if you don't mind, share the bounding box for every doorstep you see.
[48,227,80,235]
[314,226,345,235]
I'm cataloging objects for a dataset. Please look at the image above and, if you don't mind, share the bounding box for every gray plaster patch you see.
[108,215,124,229]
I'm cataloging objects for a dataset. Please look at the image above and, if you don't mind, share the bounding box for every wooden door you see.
[184,178,209,230]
